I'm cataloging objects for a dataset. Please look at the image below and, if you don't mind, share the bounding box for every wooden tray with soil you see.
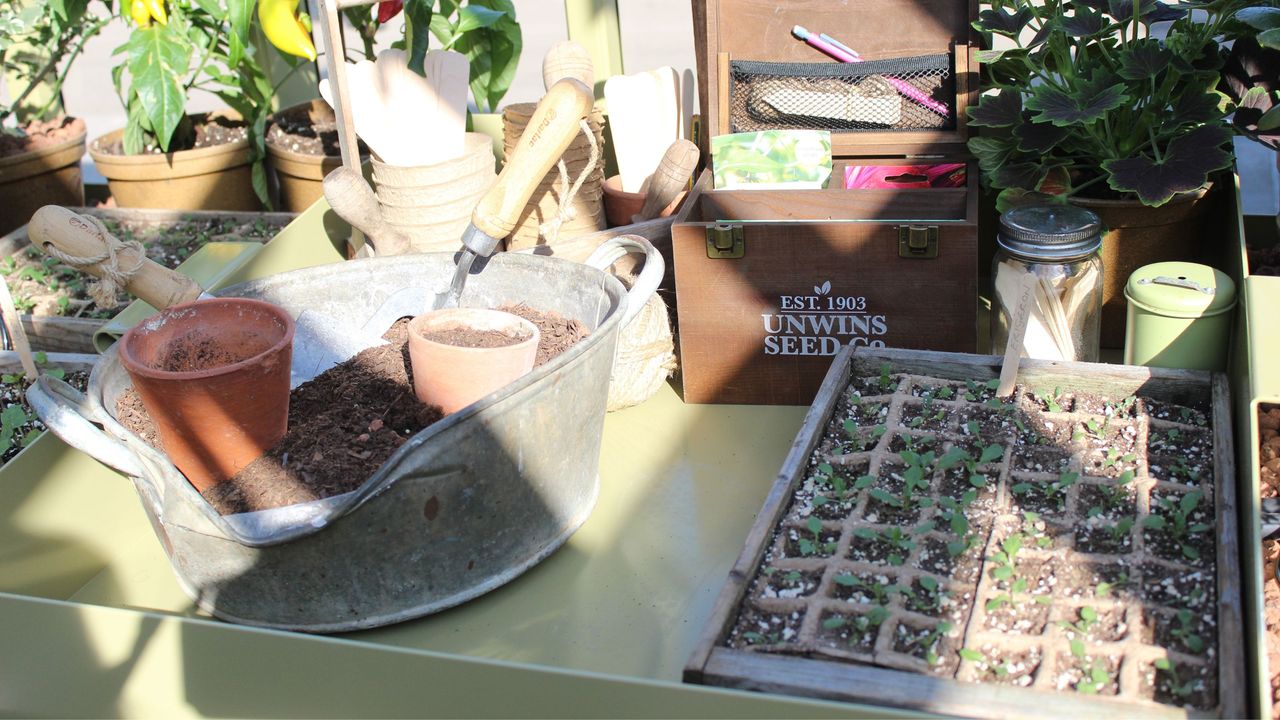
[686,347,1242,718]
[114,304,588,515]
[0,352,94,468]
[0,207,292,352]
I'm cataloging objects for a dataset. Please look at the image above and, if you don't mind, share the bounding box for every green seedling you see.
[0,404,32,456]
[1035,387,1065,413]
[842,419,887,451]
[1021,511,1054,548]
[904,620,955,665]
[797,515,837,556]
[1154,658,1198,698]
[958,647,985,662]
[1057,606,1099,641]
[1168,609,1206,652]
[878,363,895,391]
[934,494,972,537]
[1094,573,1129,598]
[963,378,1001,401]
[833,573,904,606]
[823,606,891,641]
[985,534,1031,610]
[1074,659,1114,695]
[963,420,980,436]
[1012,471,1078,511]
[741,629,783,645]
[1088,470,1136,517]
[908,575,952,613]
[1168,457,1201,484]
[1104,517,1134,544]
[860,524,927,566]
[1143,490,1209,560]
[1101,448,1137,471]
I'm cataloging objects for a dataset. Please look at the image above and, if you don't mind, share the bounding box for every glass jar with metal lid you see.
[992,205,1104,362]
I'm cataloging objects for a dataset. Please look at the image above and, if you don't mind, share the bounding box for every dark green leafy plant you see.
[0,0,114,127]
[970,0,1264,208]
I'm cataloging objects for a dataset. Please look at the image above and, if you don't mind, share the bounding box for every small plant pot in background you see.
[89,113,261,211]
[0,118,87,237]
[601,175,684,228]
[265,99,355,213]
[407,308,539,415]
[118,298,294,492]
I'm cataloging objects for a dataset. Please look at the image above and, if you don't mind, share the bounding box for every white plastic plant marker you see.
[605,70,679,192]
[417,49,470,164]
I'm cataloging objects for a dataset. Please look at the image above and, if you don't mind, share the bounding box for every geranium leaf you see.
[967,90,1023,127]
[1118,39,1173,80]
[1239,6,1280,32]
[1025,77,1129,126]
[968,136,1016,169]
[1014,116,1070,152]
[1102,125,1233,206]
[994,162,1049,190]
[1142,1,1187,24]
[1171,89,1224,126]
[996,188,1063,213]
[1059,9,1109,36]
[974,6,1034,36]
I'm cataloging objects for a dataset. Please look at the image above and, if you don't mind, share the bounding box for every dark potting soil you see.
[96,115,248,155]
[0,116,84,158]
[265,106,365,157]
[115,306,590,515]
[1251,244,1280,277]
[155,332,262,372]
[421,326,530,349]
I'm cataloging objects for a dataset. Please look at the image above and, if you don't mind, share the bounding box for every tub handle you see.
[585,234,664,327]
[26,375,144,478]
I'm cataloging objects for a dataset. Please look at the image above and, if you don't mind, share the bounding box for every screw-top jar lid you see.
[997,205,1102,261]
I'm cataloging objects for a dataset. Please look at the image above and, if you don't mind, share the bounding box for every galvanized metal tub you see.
[28,241,661,633]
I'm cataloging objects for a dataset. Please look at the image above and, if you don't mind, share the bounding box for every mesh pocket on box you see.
[729,55,954,132]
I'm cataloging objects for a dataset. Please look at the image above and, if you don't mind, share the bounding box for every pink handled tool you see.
[792,26,950,118]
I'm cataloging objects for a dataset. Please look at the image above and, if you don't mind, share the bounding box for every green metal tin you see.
[1124,261,1237,371]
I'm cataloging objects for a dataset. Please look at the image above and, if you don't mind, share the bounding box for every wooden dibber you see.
[542,41,595,91]
[0,265,37,380]
[996,271,1040,397]
[634,139,699,222]
[27,205,204,311]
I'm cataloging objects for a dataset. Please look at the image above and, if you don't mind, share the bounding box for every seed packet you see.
[844,163,967,189]
[711,130,832,189]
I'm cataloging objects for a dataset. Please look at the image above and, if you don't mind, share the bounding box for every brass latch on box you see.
[898,225,939,259]
[706,223,745,259]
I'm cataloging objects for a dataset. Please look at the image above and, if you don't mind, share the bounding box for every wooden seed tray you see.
[685,347,1244,719]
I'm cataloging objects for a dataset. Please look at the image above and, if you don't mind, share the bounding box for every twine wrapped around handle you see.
[39,215,145,309]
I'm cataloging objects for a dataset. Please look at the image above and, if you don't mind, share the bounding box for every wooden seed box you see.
[685,346,1244,718]
[671,0,979,405]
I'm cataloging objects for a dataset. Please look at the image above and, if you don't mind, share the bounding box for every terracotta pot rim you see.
[407,308,540,354]
[264,99,361,164]
[118,298,295,381]
[0,123,88,170]
[1069,184,1211,209]
[88,111,251,165]
[603,174,644,201]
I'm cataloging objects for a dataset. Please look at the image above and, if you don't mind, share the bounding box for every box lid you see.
[692,0,978,158]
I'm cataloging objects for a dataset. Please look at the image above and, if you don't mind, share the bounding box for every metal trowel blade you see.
[290,310,389,388]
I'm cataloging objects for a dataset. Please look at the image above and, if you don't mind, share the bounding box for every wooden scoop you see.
[634,139,699,222]
[321,167,412,256]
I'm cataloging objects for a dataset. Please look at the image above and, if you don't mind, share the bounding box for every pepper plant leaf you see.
[226,0,253,67]
[1117,39,1173,80]
[1102,125,1234,206]
[126,25,191,152]
[973,6,1034,36]
[1025,76,1129,126]
[967,90,1023,127]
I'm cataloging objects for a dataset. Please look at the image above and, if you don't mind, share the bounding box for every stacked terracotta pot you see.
[501,103,606,251]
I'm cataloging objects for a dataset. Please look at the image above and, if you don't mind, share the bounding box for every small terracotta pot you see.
[407,308,539,414]
[118,298,295,492]
[601,175,684,227]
